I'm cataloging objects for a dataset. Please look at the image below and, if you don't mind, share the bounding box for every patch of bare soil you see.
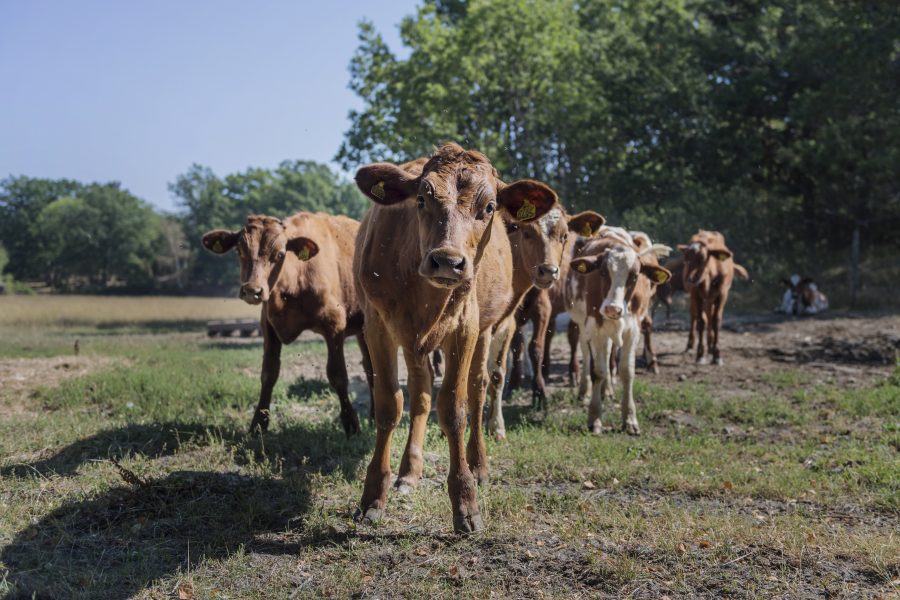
[546,312,900,393]
[0,356,113,415]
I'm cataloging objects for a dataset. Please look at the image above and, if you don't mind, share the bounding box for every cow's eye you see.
[276,250,286,261]
[484,202,496,216]
[562,234,568,243]
[416,195,425,209]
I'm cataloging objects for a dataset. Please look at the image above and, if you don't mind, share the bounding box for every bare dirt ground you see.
[0,356,114,416]
[271,311,900,409]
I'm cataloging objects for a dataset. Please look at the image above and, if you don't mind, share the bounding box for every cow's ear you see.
[568,211,605,237]
[286,236,319,261]
[710,248,733,261]
[676,244,689,252]
[355,163,419,205]
[498,179,557,222]
[570,256,599,275]
[641,264,672,285]
[202,229,239,254]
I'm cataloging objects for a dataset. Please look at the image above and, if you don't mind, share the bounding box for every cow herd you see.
[201,143,756,533]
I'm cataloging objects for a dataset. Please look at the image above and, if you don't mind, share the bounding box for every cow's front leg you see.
[250,319,282,434]
[325,333,360,435]
[438,316,482,534]
[695,298,709,365]
[357,331,375,422]
[567,319,580,387]
[530,298,552,410]
[487,317,515,441]
[620,322,640,435]
[588,334,613,435]
[506,319,527,396]
[395,351,433,494]
[356,318,402,525]
[466,329,491,485]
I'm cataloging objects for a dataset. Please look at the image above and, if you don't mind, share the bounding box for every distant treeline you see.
[0,162,365,293]
[2,1,898,306]
[339,0,900,307]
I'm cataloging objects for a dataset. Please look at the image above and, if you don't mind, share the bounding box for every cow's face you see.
[509,209,606,289]
[355,144,558,290]
[678,241,732,285]
[572,244,670,320]
[201,216,318,304]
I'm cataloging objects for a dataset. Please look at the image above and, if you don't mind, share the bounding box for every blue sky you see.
[0,1,418,211]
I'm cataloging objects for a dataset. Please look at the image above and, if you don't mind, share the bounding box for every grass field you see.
[0,296,897,598]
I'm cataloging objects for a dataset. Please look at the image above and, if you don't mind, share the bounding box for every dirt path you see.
[267,312,900,409]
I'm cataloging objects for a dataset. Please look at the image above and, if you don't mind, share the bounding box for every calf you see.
[353,143,557,533]
[201,213,373,435]
[567,229,671,434]
[654,255,684,320]
[678,230,749,365]
[485,208,605,439]
[780,274,829,315]
[629,231,673,374]
[507,234,592,399]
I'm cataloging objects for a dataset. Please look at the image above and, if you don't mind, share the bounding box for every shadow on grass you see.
[0,420,373,599]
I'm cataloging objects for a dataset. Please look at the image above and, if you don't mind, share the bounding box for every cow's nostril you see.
[449,256,465,272]
[430,256,441,271]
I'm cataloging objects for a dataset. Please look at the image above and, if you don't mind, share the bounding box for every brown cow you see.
[654,254,684,320]
[485,208,605,439]
[352,143,557,533]
[678,230,749,365]
[567,228,671,434]
[201,213,373,435]
[504,221,596,406]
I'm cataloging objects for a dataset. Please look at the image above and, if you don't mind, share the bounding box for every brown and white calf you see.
[567,228,671,435]
[353,143,558,533]
[201,213,373,435]
[629,231,673,374]
[485,208,605,439]
[678,230,749,365]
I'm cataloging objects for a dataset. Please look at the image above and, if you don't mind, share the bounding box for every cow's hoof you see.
[354,506,383,525]
[393,477,416,495]
[696,356,708,366]
[624,422,641,436]
[471,465,490,486]
[713,357,724,367]
[589,420,603,435]
[340,409,361,436]
[649,363,659,375]
[493,430,506,442]
[453,512,484,534]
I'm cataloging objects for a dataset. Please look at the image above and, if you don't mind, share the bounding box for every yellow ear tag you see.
[654,270,668,283]
[371,181,385,200]
[576,262,588,273]
[298,246,311,261]
[212,240,223,253]
[516,198,536,221]
[581,222,594,237]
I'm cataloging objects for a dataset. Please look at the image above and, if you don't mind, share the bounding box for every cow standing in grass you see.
[678,230,749,365]
[567,228,671,435]
[352,143,557,533]
[202,213,373,435]
[485,208,605,439]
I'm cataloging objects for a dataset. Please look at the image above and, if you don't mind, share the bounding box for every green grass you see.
[0,299,897,598]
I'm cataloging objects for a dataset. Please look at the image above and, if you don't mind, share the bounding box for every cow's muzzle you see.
[239,283,268,304]
[534,263,560,289]
[420,248,469,288]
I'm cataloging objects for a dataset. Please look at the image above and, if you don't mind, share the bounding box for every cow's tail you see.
[734,263,750,280]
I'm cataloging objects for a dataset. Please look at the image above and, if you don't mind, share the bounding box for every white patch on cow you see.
[689,242,701,252]
[598,245,638,333]
[539,208,563,237]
